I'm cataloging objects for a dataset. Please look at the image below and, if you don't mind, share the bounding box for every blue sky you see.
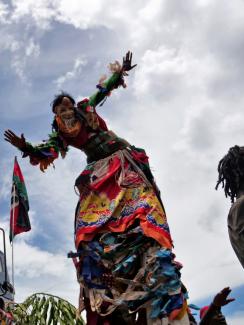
[1,0,244,323]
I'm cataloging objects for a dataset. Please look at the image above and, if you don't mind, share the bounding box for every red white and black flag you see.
[10,157,31,243]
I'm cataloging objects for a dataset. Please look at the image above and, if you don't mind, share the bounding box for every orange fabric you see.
[75,213,172,249]
[140,215,172,249]
[173,300,188,320]
[55,115,81,137]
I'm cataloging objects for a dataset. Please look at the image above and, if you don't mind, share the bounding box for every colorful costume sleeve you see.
[21,131,67,172]
[88,72,125,108]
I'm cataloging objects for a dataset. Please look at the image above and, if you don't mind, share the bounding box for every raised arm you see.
[199,287,234,325]
[4,129,67,172]
[89,51,137,108]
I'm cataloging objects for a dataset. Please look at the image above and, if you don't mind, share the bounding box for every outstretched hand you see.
[4,130,26,150]
[122,51,137,72]
[212,287,235,307]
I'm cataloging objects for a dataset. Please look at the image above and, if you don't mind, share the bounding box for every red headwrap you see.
[200,305,209,319]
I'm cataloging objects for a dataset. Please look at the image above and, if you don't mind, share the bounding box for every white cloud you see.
[54,0,103,29]
[133,47,189,102]
[11,57,29,83]
[2,0,244,318]
[13,241,79,304]
[8,37,40,83]
[0,1,9,23]
[0,33,20,53]
[0,216,78,304]
[0,170,12,202]
[14,241,68,278]
[25,38,40,58]
[226,312,244,325]
[11,0,56,29]
[0,33,39,83]
[54,57,87,88]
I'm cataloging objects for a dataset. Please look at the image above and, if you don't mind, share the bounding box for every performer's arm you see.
[88,72,124,108]
[89,51,137,108]
[4,130,67,172]
[199,287,234,325]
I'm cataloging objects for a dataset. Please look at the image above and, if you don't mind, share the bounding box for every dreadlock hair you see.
[51,91,75,113]
[216,145,244,203]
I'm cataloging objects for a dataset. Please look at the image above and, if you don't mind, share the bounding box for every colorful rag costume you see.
[21,70,189,324]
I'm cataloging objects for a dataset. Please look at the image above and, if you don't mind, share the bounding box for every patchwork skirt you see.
[72,147,189,324]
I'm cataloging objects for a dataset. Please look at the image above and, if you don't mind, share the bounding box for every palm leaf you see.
[9,292,85,324]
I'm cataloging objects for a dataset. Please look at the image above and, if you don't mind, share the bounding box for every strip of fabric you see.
[75,149,172,249]
[21,131,64,171]
[74,227,188,322]
[73,148,188,322]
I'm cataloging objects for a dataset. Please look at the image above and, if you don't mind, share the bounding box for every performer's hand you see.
[210,313,227,325]
[122,51,137,72]
[212,287,235,307]
[4,130,26,150]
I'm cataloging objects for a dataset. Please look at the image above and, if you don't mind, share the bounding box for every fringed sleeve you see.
[89,71,126,108]
[21,132,67,172]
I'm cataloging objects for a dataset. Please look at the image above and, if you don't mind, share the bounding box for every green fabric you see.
[13,175,28,204]
[89,72,122,107]
[22,131,66,159]
[10,158,31,242]
[83,130,129,163]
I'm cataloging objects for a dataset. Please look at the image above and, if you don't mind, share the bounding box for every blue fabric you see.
[96,85,109,94]
[79,241,107,289]
[73,230,187,318]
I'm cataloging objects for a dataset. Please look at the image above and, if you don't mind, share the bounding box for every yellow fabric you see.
[175,300,188,320]
[76,185,172,249]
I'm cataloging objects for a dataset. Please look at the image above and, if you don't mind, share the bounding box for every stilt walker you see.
[4,52,190,324]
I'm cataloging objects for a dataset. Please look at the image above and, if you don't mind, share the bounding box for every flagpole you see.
[11,206,15,293]
[11,158,16,297]
[11,242,14,299]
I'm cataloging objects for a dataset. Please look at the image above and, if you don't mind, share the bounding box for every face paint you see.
[55,97,77,129]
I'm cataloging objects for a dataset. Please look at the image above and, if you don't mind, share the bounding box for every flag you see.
[10,157,31,243]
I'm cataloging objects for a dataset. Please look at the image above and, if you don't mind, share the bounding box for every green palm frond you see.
[10,292,84,325]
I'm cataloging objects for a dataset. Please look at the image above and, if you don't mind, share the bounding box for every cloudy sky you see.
[1,0,244,323]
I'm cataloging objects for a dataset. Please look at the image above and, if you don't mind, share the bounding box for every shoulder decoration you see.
[77,99,100,130]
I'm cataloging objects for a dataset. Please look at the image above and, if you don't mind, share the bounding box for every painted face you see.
[55,97,77,128]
